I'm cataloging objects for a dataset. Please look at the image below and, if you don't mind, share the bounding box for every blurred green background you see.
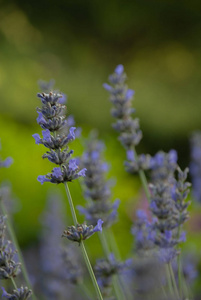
[0,0,201,277]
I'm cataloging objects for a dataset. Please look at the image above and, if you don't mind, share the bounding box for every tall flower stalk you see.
[0,146,35,300]
[33,91,103,300]
[104,65,191,299]
[78,132,133,300]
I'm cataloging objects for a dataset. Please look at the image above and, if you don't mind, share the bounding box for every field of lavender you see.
[0,65,201,300]
[1,1,201,299]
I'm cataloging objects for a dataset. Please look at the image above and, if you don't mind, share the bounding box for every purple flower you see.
[103,83,113,92]
[42,129,51,142]
[67,115,75,127]
[32,133,41,145]
[165,230,172,242]
[136,209,147,221]
[67,127,76,141]
[68,159,78,171]
[168,149,178,164]
[179,231,186,242]
[37,112,47,125]
[115,64,124,75]
[125,89,135,100]
[127,149,135,161]
[93,219,104,232]
[2,287,9,298]
[52,167,63,178]
[1,157,13,168]
[58,93,67,104]
[77,168,87,177]
[37,175,51,184]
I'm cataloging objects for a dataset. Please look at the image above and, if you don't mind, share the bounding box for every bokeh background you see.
[0,0,201,295]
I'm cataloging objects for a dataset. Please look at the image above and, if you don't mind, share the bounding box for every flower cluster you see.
[132,210,155,255]
[32,92,86,184]
[2,287,32,300]
[37,195,83,299]
[95,253,130,297]
[77,133,120,227]
[62,219,103,245]
[103,65,142,150]
[0,215,31,299]
[190,131,201,203]
[0,215,21,279]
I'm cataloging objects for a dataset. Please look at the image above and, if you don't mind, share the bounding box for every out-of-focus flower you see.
[103,65,142,150]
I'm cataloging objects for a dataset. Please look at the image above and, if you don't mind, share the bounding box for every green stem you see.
[168,263,180,300]
[63,182,78,225]
[133,148,151,202]
[63,182,103,300]
[165,264,174,297]
[0,202,37,300]
[80,241,103,300]
[11,277,18,290]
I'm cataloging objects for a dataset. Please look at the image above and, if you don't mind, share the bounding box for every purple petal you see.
[127,149,135,161]
[93,219,104,232]
[37,175,50,184]
[2,287,10,298]
[91,151,99,160]
[75,127,82,138]
[125,89,135,100]
[68,159,78,171]
[58,93,67,104]
[179,231,186,242]
[115,64,124,75]
[67,127,76,140]
[165,230,172,241]
[103,83,113,92]
[2,157,13,168]
[67,115,75,127]
[37,112,46,124]
[169,149,178,164]
[42,129,51,142]
[136,209,147,221]
[78,168,87,177]
[32,133,41,145]
[113,199,120,209]
[52,167,63,178]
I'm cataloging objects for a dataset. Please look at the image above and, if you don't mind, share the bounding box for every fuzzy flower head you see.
[0,215,21,279]
[33,89,84,185]
[103,65,142,149]
[190,131,201,203]
[2,287,32,300]
[62,219,103,244]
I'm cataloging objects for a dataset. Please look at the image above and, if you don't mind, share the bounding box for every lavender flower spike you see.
[62,219,103,244]
[104,65,142,150]
[2,286,32,300]
[33,90,86,184]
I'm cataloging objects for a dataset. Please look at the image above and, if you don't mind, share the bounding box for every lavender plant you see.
[104,65,193,300]
[0,65,199,300]
[0,146,34,300]
[37,194,85,300]
[190,131,201,203]
[33,91,104,299]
